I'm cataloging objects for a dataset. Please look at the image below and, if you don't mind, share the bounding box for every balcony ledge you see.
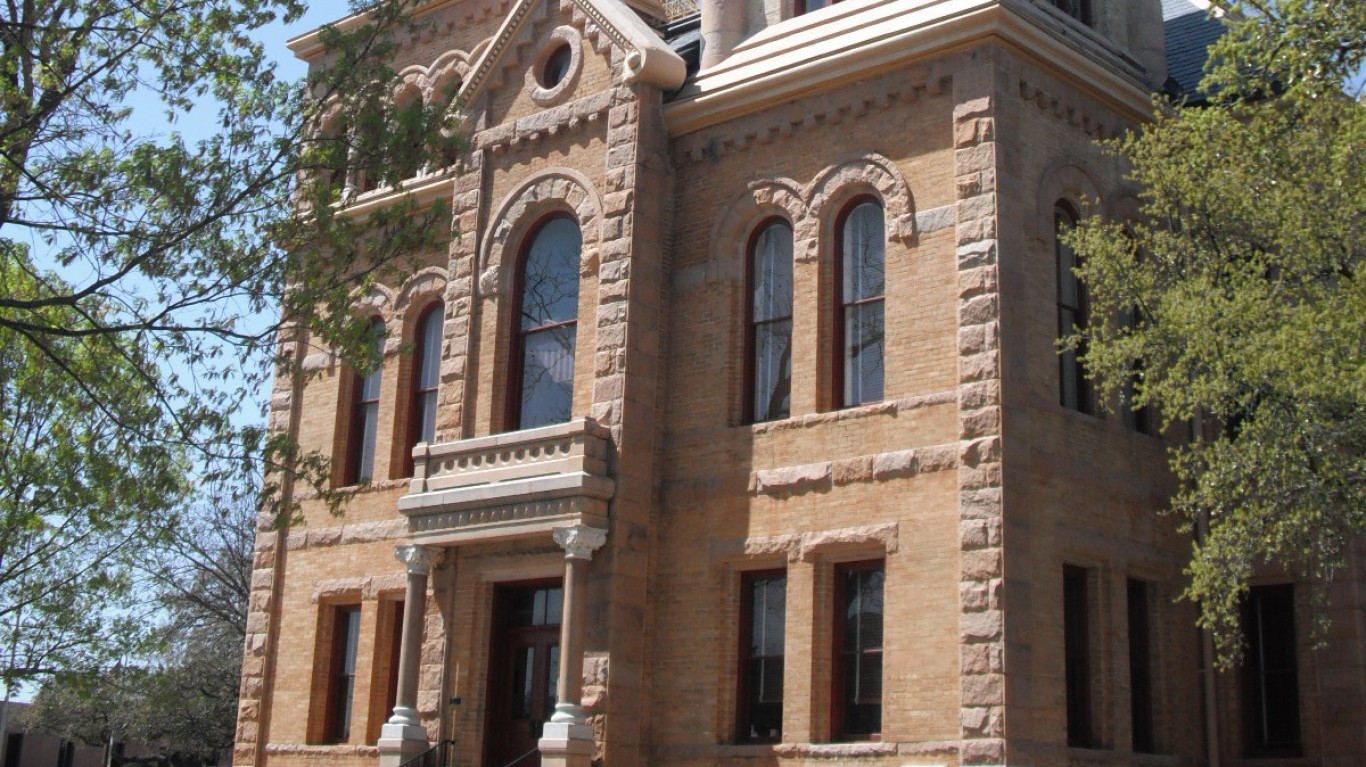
[398,418,615,544]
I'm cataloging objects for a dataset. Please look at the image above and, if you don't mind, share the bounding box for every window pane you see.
[752,223,793,323]
[520,325,576,429]
[844,302,884,405]
[419,391,438,444]
[521,218,581,330]
[838,564,883,738]
[750,577,787,657]
[357,401,379,483]
[840,203,885,407]
[512,646,534,718]
[753,319,792,422]
[1064,565,1095,747]
[841,203,884,302]
[1246,584,1301,754]
[741,573,785,743]
[547,644,560,714]
[418,306,442,389]
[351,319,385,484]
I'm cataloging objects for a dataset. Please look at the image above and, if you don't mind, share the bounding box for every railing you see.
[398,418,616,541]
[498,747,539,767]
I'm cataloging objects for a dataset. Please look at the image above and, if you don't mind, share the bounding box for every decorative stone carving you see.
[553,524,607,560]
[395,544,443,575]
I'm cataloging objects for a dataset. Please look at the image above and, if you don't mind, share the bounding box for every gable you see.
[459,0,685,114]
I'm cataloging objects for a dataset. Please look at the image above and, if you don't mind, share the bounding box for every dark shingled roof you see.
[662,12,700,102]
[1163,1,1228,102]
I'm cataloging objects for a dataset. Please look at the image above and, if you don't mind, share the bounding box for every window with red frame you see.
[346,318,386,484]
[747,219,793,423]
[737,570,786,743]
[833,560,883,740]
[510,216,580,431]
[404,303,443,475]
[325,605,362,743]
[835,199,885,408]
[1055,204,1095,415]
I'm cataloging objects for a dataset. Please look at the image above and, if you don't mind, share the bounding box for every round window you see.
[540,43,573,89]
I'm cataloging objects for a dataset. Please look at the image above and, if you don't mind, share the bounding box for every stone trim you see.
[526,26,584,107]
[665,740,957,760]
[477,168,605,295]
[807,152,918,243]
[263,743,381,757]
[749,442,958,497]
[458,0,683,106]
[752,391,956,433]
[474,88,617,155]
[952,68,1006,766]
[710,522,900,564]
[311,574,408,603]
[284,519,408,551]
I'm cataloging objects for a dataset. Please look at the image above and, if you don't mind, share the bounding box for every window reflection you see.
[839,201,885,407]
[515,216,581,430]
[349,318,385,484]
[750,221,793,423]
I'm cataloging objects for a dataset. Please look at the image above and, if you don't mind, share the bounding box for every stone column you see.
[379,544,443,767]
[699,0,745,69]
[538,525,607,767]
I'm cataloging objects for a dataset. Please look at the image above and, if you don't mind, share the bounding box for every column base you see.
[377,723,430,767]
[537,722,594,767]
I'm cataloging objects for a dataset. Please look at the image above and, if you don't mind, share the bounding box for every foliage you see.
[0,253,183,686]
[0,0,460,685]
[1066,1,1366,659]
[0,0,460,514]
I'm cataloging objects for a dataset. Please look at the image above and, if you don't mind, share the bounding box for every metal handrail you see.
[498,746,539,767]
[398,740,457,767]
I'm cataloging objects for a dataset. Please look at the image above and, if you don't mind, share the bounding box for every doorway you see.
[485,581,562,766]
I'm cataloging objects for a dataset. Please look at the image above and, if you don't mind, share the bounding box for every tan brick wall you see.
[238,5,1366,767]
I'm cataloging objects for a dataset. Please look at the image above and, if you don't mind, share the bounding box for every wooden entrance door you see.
[485,582,562,767]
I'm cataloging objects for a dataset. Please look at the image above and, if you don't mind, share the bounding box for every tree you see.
[28,491,256,766]
[0,0,459,684]
[1066,1,1366,659]
[0,259,183,687]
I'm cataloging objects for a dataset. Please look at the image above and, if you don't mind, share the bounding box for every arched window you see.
[392,84,426,181]
[511,216,581,430]
[836,199,885,407]
[347,317,386,484]
[1055,203,1094,414]
[405,302,443,474]
[747,219,793,423]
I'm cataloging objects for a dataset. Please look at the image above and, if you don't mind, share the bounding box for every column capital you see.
[394,544,443,575]
[553,525,607,561]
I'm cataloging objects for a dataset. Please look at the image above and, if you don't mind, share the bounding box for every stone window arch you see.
[713,180,808,425]
[479,171,603,432]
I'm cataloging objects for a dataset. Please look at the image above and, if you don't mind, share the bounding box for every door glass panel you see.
[512,646,534,719]
[547,644,560,714]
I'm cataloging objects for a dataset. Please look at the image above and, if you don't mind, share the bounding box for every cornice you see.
[287,0,511,60]
[664,0,1153,137]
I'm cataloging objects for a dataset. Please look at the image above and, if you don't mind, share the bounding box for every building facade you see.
[234,1,1366,766]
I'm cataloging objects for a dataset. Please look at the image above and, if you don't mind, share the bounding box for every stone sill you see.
[674,740,955,760]
[745,391,956,436]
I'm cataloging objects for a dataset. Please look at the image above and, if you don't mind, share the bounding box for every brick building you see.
[234,1,1366,766]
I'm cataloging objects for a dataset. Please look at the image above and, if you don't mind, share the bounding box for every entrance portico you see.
[377,418,615,767]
